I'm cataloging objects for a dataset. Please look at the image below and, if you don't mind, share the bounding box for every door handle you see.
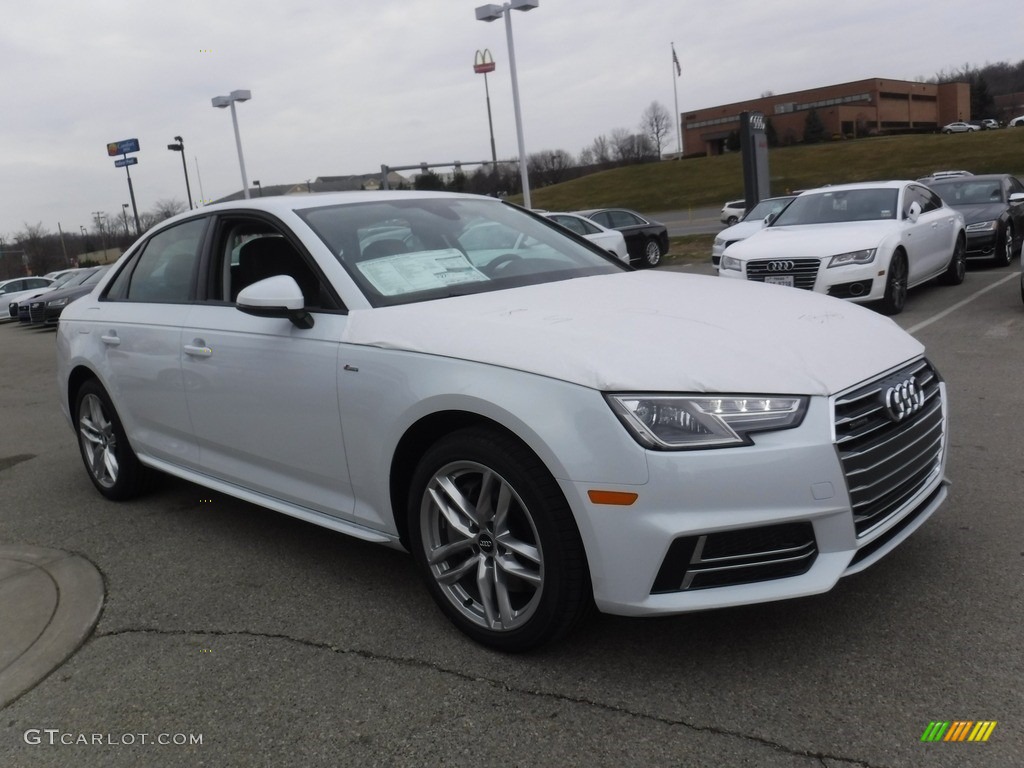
[184,340,213,358]
[100,332,120,346]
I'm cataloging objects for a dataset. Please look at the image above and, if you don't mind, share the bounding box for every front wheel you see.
[879,252,908,315]
[941,235,967,285]
[642,238,663,268]
[994,223,1014,267]
[407,427,591,651]
[74,379,151,500]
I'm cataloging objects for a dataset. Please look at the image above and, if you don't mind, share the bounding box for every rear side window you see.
[106,218,207,303]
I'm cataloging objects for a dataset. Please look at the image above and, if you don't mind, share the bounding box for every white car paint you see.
[542,212,629,263]
[55,190,949,648]
[719,181,965,312]
[711,196,796,269]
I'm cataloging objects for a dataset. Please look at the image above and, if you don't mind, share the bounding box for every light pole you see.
[473,49,498,168]
[121,204,130,236]
[166,136,194,209]
[253,180,262,197]
[475,0,538,208]
[211,90,252,199]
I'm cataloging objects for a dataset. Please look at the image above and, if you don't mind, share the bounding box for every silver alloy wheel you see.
[1000,225,1014,265]
[78,393,118,489]
[420,460,544,632]
[644,239,662,267]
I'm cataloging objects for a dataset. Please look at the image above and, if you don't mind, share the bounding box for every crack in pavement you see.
[91,626,889,768]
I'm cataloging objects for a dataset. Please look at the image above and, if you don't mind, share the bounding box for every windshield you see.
[298,197,624,307]
[772,188,899,226]
[928,179,1003,205]
[744,197,795,222]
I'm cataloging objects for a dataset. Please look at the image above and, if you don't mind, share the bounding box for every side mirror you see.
[763,213,776,227]
[236,275,314,329]
[906,201,922,223]
[1009,192,1024,205]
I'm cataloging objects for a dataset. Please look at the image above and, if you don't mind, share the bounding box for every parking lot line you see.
[906,272,1019,335]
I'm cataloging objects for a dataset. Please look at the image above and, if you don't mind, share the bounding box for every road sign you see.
[107,139,140,156]
[114,157,138,168]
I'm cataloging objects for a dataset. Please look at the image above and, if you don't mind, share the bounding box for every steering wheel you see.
[486,253,523,274]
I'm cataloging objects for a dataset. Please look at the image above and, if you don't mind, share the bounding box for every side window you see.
[214,218,336,310]
[589,212,612,227]
[107,218,206,303]
[609,211,642,228]
[553,216,586,236]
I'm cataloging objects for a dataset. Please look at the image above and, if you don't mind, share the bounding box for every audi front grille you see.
[833,358,945,538]
[746,258,819,290]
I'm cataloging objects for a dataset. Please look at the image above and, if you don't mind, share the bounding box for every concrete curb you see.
[0,545,104,709]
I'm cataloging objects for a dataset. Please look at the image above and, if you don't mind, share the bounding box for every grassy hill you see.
[525,130,1024,213]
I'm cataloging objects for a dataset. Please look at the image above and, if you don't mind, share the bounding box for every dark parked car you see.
[923,174,1024,266]
[14,267,100,323]
[576,208,669,268]
[27,266,109,325]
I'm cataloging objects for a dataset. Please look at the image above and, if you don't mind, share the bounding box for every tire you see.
[879,251,908,315]
[994,223,1014,267]
[74,379,151,500]
[642,238,663,268]
[943,129,952,134]
[941,235,967,285]
[407,427,591,651]
[726,216,739,225]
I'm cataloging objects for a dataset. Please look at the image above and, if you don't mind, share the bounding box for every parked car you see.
[0,276,52,305]
[941,121,980,134]
[917,170,973,182]
[541,212,629,263]
[720,199,746,225]
[1008,114,1024,127]
[576,208,669,267]
[719,181,967,315]
[922,174,1024,266]
[28,266,110,325]
[56,191,949,650]
[969,119,1000,130]
[711,195,797,269]
[14,267,99,323]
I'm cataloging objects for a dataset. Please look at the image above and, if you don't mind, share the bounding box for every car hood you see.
[946,202,1005,225]
[727,222,896,259]
[342,272,922,396]
[716,220,764,243]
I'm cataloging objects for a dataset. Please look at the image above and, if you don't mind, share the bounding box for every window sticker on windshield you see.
[357,249,489,296]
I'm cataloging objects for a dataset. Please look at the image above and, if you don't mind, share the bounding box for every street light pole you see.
[167,136,194,209]
[475,1,538,209]
[121,204,130,236]
[212,90,252,199]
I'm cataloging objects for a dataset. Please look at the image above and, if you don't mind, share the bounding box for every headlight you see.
[713,237,725,247]
[721,255,742,271]
[827,249,876,268]
[606,394,808,450]
[965,220,997,232]
[47,297,70,308]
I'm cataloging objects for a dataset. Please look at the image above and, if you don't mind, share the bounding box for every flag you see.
[671,44,681,77]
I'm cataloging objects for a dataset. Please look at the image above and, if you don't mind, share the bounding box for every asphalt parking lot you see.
[1,262,1021,767]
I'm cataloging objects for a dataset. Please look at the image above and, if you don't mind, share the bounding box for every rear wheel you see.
[941,235,967,285]
[407,427,591,651]
[879,252,908,315]
[642,238,663,268]
[75,379,151,500]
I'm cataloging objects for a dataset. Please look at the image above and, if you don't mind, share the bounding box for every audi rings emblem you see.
[883,377,925,422]
[766,260,795,272]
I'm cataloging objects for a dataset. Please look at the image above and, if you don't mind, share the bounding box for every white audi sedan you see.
[541,212,629,263]
[56,191,949,650]
[719,181,967,314]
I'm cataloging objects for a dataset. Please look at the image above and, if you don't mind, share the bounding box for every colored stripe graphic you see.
[921,721,996,742]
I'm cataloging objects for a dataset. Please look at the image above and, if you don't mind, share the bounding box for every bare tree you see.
[587,134,612,164]
[527,149,575,186]
[138,199,188,232]
[639,101,673,158]
[610,128,654,163]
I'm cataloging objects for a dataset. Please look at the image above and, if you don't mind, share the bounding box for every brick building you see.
[683,77,971,156]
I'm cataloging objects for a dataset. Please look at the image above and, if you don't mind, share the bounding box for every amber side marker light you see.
[587,490,639,506]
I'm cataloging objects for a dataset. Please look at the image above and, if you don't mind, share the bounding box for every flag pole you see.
[672,42,682,156]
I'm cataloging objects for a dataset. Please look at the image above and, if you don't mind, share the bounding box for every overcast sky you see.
[1,0,1020,238]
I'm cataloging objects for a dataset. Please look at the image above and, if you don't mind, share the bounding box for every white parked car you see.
[720,199,746,225]
[941,121,980,134]
[541,212,629,263]
[712,195,796,269]
[1008,114,1024,127]
[720,181,967,314]
[56,191,949,650]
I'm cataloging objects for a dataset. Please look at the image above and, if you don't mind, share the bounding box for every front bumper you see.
[720,257,885,304]
[965,230,998,259]
[564,359,948,616]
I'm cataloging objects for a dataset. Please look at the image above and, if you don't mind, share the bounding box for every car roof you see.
[796,180,911,195]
